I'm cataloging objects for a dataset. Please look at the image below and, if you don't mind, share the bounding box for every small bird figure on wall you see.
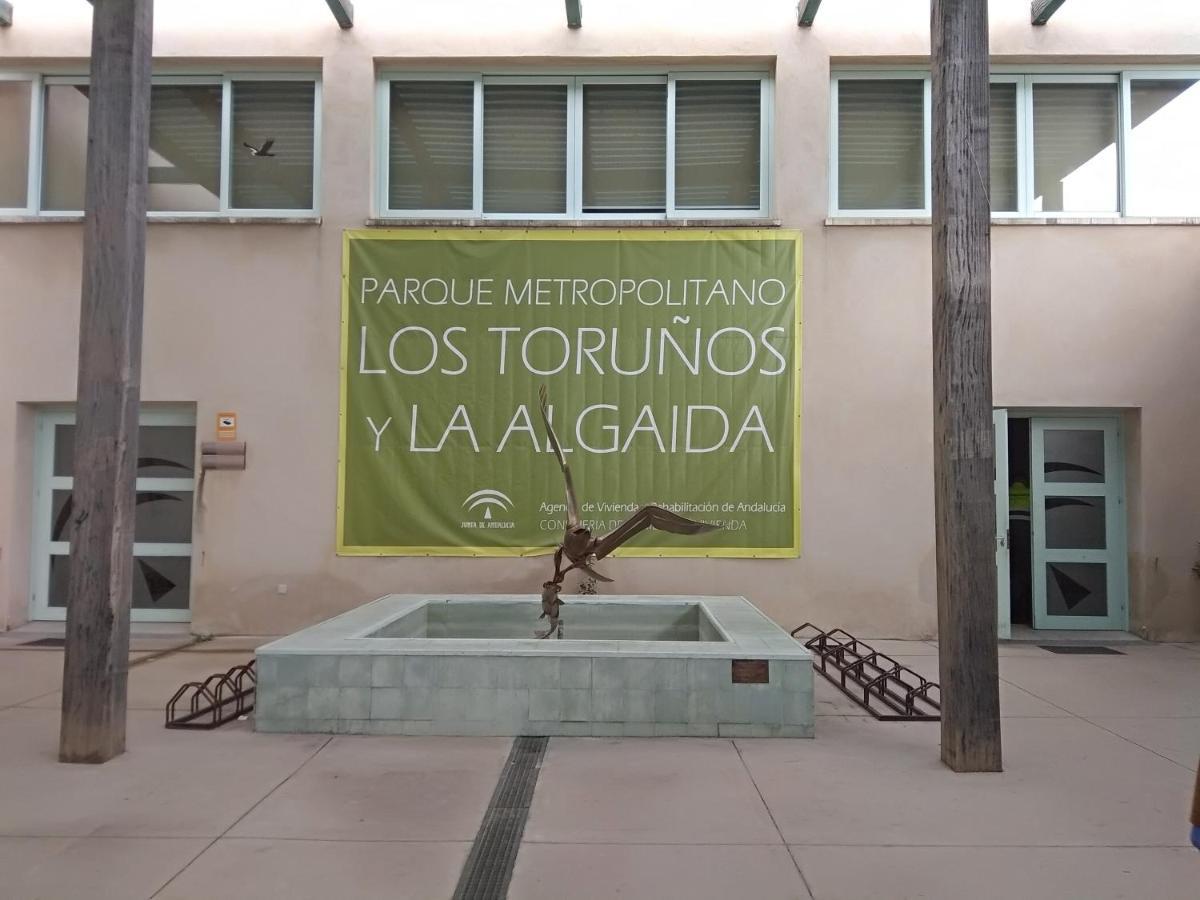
[242,139,276,157]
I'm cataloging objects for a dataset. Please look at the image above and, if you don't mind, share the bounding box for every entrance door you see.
[30,408,196,622]
[1030,417,1127,630]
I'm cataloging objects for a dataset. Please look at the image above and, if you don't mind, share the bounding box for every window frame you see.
[1120,68,1200,217]
[829,69,933,219]
[376,69,772,221]
[8,70,320,218]
[1025,73,1122,218]
[0,71,40,215]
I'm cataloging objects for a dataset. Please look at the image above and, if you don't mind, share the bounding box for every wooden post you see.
[59,0,154,764]
[931,0,1002,772]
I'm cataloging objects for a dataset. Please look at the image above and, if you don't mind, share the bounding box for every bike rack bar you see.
[165,659,256,729]
[791,624,941,721]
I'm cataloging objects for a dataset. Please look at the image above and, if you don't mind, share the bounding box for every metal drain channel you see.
[453,736,548,900]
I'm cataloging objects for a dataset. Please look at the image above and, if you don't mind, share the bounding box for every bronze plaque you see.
[731,659,769,684]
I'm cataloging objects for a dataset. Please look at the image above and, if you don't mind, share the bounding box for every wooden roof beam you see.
[1032,0,1067,26]
[325,0,353,29]
[565,0,582,29]
[0,2,12,28]
[798,0,822,28]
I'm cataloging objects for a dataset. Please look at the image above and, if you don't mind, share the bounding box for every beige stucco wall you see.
[1,0,1198,639]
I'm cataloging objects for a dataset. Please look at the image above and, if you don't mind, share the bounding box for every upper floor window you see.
[2,72,319,216]
[379,72,771,220]
[831,70,1200,218]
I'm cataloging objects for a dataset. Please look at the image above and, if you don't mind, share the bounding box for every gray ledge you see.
[365,217,782,229]
[0,215,321,225]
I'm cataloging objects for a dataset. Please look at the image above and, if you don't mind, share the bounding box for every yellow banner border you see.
[336,227,802,559]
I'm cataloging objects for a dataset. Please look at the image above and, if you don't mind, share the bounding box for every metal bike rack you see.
[791,624,941,721]
[165,659,256,729]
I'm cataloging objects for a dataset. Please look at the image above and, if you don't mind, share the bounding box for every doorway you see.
[995,411,1128,633]
[29,407,196,622]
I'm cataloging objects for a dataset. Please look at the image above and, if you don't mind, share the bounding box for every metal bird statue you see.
[535,386,719,637]
[243,139,276,157]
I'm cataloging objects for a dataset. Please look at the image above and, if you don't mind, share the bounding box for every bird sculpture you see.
[242,139,276,157]
[535,385,719,638]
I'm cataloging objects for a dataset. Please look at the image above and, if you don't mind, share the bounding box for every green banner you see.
[338,229,801,557]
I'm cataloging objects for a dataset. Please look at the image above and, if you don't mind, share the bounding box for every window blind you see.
[837,79,924,211]
[582,83,666,213]
[483,84,568,215]
[675,80,761,210]
[389,81,474,211]
[1032,83,1118,213]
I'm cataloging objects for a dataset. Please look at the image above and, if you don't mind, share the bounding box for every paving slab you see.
[0,708,326,838]
[892,655,1069,718]
[737,716,1194,847]
[997,653,1200,718]
[155,837,470,900]
[24,650,254,711]
[510,843,808,900]
[525,737,781,845]
[0,650,67,708]
[0,835,209,900]
[792,845,1200,900]
[1087,716,1200,768]
[228,735,510,841]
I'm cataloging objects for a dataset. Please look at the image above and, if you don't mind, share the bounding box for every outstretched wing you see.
[259,139,275,154]
[591,505,719,560]
[538,386,581,527]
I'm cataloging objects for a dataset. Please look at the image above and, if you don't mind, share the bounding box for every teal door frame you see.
[993,409,1011,639]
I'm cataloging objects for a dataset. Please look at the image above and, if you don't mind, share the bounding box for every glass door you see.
[1030,417,1127,630]
[30,408,196,622]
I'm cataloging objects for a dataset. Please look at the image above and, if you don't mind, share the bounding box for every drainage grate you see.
[21,637,66,648]
[453,736,548,900]
[1039,645,1123,655]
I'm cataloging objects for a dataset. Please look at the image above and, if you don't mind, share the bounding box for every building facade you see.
[1,0,1198,640]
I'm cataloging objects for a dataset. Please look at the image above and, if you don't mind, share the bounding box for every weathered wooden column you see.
[59,0,154,764]
[930,0,1002,772]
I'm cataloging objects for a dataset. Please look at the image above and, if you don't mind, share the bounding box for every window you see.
[0,78,33,210]
[1126,75,1200,215]
[834,78,926,211]
[31,408,196,623]
[832,69,1200,218]
[9,73,319,216]
[378,72,770,219]
[1031,79,1119,214]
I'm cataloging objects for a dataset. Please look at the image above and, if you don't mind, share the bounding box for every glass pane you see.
[53,424,76,477]
[1128,79,1200,215]
[389,81,474,211]
[0,80,32,208]
[48,553,69,608]
[675,80,761,210]
[230,81,315,210]
[1032,83,1118,213]
[48,553,192,610]
[483,84,567,214]
[1044,429,1105,483]
[582,83,666,213]
[50,490,74,542]
[52,423,194,477]
[837,79,924,211]
[134,490,194,543]
[148,84,222,212]
[137,425,196,477]
[51,488,194,543]
[990,83,1018,212]
[1045,496,1106,549]
[42,84,90,211]
[1046,562,1108,617]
